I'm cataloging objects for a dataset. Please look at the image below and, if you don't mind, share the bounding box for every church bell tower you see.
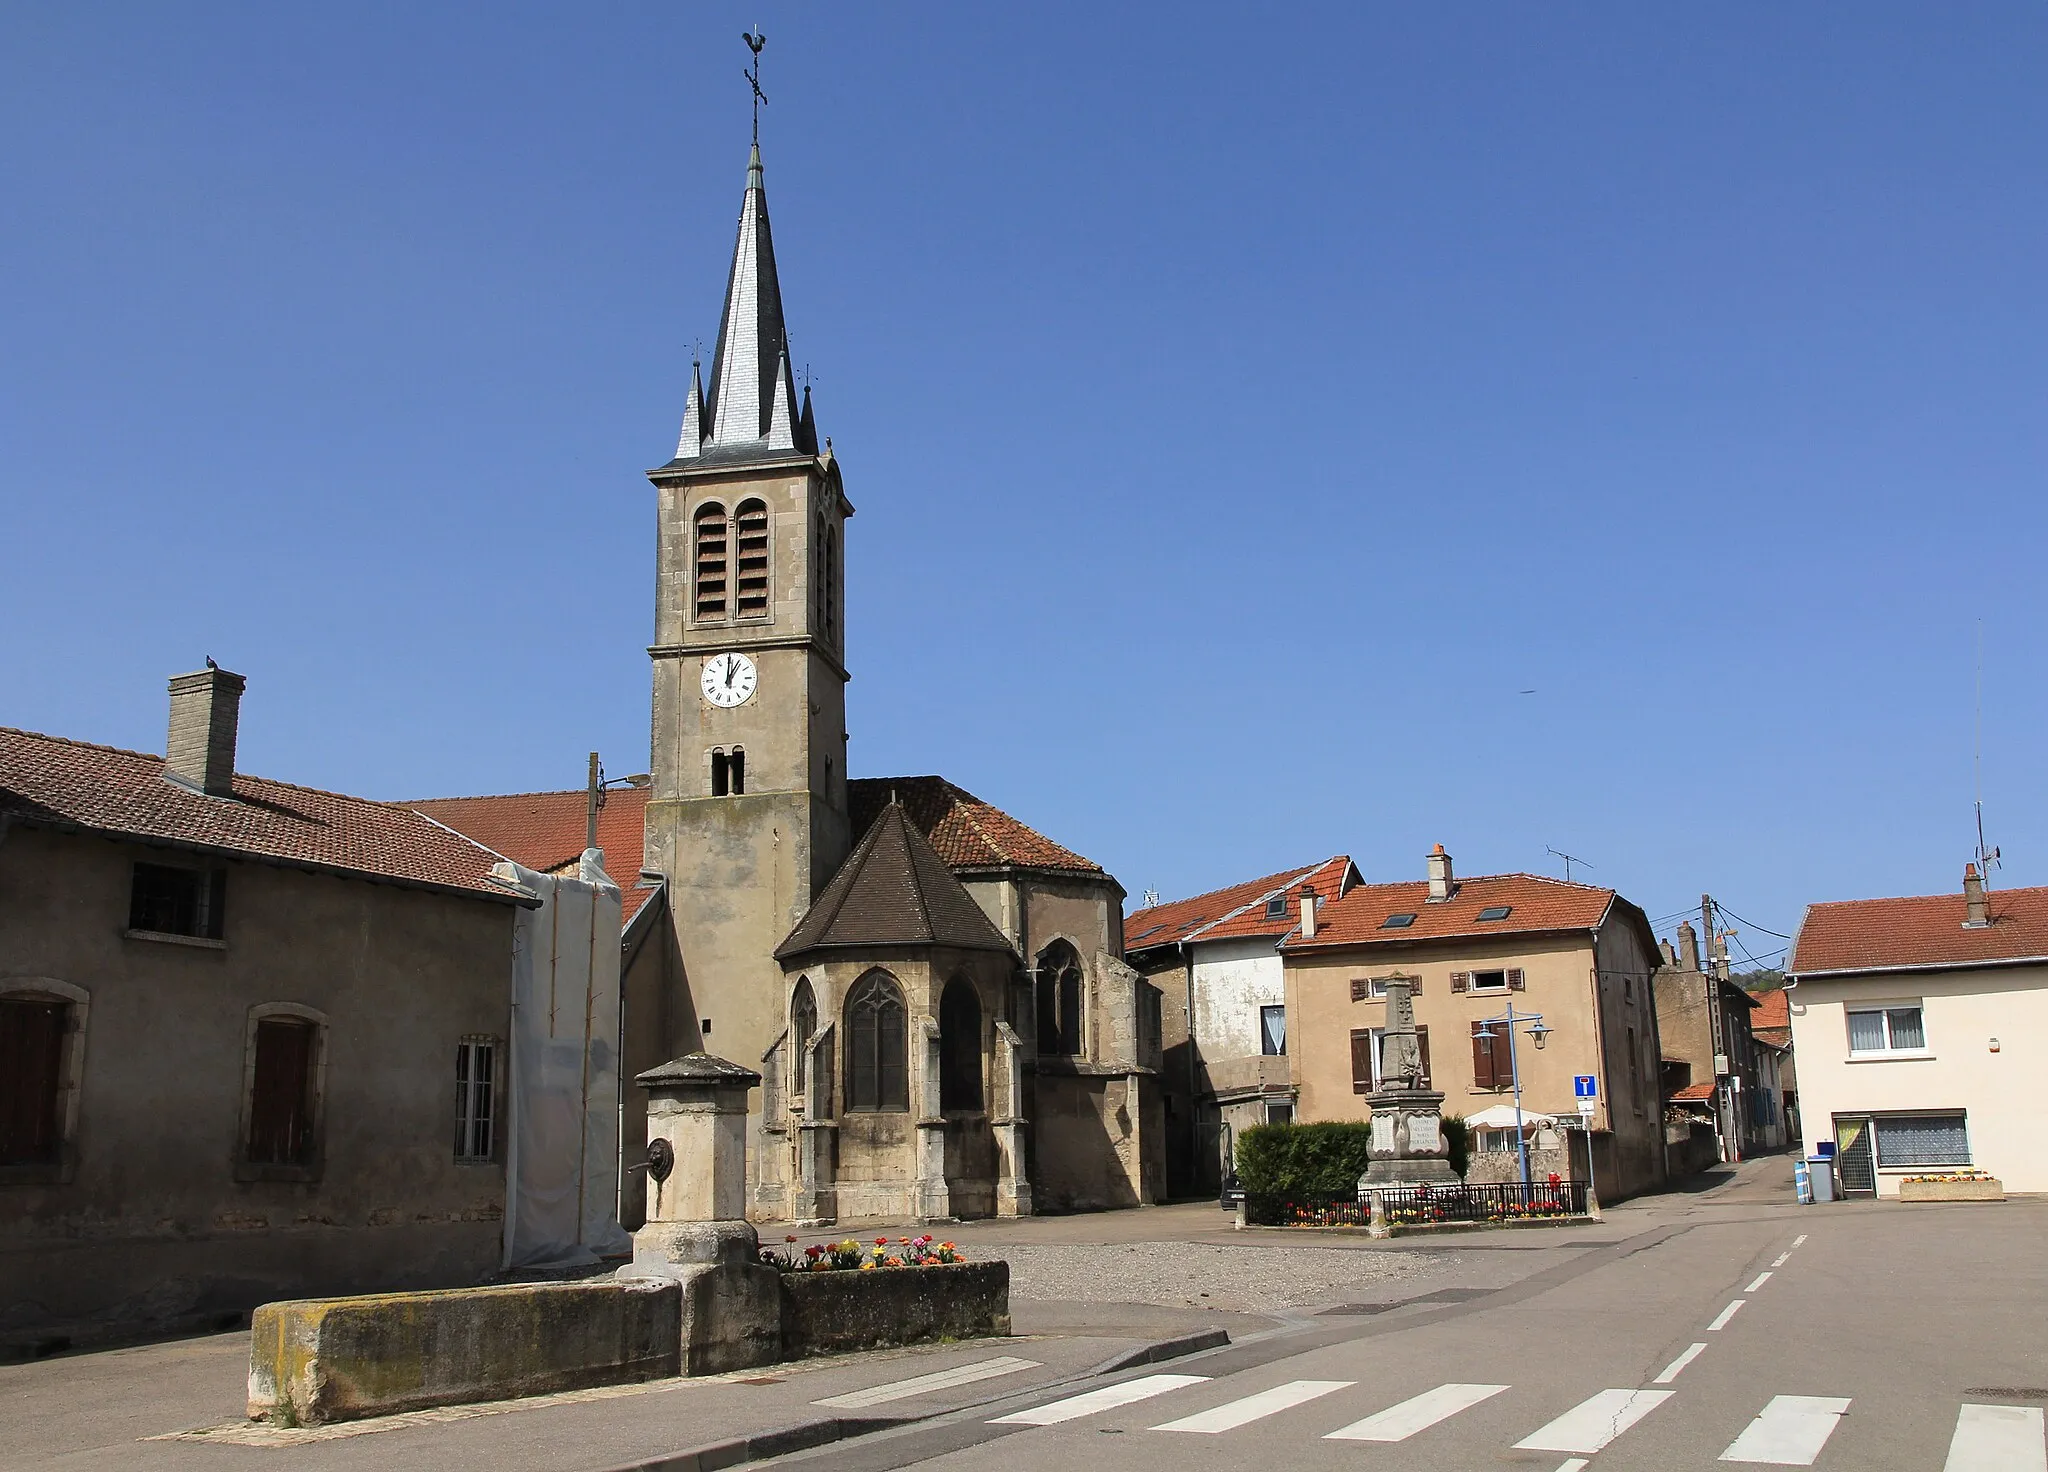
[643,132,853,1070]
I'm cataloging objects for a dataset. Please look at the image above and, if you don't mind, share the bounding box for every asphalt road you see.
[766,1192,2048,1472]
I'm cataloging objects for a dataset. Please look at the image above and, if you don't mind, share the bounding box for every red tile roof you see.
[1671,1082,1717,1102]
[408,786,661,924]
[1748,989,1790,1031]
[1,726,514,903]
[1284,872,1617,951]
[1123,857,1358,951]
[1790,882,2048,976]
[847,777,1102,875]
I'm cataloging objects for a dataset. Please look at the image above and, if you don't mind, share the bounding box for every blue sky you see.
[5,5,2045,959]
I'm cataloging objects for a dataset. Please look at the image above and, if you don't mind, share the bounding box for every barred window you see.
[455,1038,496,1162]
[734,499,770,617]
[1874,1112,1969,1168]
[130,863,225,939]
[693,502,728,619]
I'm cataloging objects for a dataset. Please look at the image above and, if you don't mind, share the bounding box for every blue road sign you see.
[1574,1074,1598,1098]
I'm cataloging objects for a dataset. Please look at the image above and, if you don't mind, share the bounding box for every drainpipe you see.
[501,913,523,1273]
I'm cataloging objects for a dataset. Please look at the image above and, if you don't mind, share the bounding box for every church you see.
[419,136,1165,1225]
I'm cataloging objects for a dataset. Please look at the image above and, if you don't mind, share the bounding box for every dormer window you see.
[1476,905,1513,922]
[1381,913,1417,930]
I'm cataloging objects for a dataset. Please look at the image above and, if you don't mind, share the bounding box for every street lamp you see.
[1476,1003,1548,1191]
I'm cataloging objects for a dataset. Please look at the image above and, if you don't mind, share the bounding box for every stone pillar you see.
[1357,978,1461,1192]
[618,1053,780,1374]
[794,1025,837,1225]
[914,1018,951,1221]
[991,1022,1033,1217]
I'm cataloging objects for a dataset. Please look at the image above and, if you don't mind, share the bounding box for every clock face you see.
[701,651,757,708]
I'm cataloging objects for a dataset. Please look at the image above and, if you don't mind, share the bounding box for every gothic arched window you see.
[1034,942,1084,1057]
[789,978,817,1095]
[734,498,770,618]
[939,976,983,1112]
[692,502,728,620]
[844,971,907,1112]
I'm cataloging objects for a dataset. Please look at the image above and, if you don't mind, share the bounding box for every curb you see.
[605,1328,1233,1472]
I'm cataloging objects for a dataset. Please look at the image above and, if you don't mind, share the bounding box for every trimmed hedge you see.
[1236,1116,1471,1198]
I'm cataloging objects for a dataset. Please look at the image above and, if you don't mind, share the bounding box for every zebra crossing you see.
[979,1373,2048,1468]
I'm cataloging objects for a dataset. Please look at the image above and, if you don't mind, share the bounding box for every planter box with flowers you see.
[766,1235,1011,1357]
[1897,1171,2005,1202]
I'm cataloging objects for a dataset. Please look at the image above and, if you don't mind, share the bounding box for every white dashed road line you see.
[1747,1271,1774,1292]
[1655,1343,1711,1384]
[1708,1299,1747,1331]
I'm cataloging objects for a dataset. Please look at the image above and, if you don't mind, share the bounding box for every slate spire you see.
[681,142,808,462]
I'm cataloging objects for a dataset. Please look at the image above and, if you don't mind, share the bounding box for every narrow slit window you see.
[454,1038,495,1162]
[711,750,729,797]
[734,499,770,617]
[693,502,728,620]
[728,747,745,795]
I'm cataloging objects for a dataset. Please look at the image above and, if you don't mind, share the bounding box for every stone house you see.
[1785,866,2048,1197]
[1748,987,1798,1145]
[1280,847,1670,1200]
[1651,921,1768,1160]
[1124,856,1360,1197]
[0,670,527,1355]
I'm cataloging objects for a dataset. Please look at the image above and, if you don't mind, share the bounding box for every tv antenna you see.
[742,27,768,145]
[1975,619,2001,887]
[1547,846,1593,883]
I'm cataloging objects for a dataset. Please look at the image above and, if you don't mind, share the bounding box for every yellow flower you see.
[859,1261,874,1270]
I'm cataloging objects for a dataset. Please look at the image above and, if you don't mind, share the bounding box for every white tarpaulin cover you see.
[1464,1104,1557,1131]
[497,849,632,1269]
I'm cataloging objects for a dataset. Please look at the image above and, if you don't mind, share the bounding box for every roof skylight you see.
[1381,913,1417,929]
[1476,905,1513,921]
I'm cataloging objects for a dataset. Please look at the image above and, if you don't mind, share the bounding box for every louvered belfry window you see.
[734,499,770,617]
[693,502,728,619]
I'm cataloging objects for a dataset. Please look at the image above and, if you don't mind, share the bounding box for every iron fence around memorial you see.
[1247,1179,1588,1228]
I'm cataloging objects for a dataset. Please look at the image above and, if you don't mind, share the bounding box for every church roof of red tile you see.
[407,786,661,924]
[1124,857,1359,952]
[846,777,1103,876]
[1,726,516,904]
[1789,882,2048,976]
[1284,872,1618,950]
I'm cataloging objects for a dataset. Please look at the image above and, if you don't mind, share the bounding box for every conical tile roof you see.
[775,801,1015,960]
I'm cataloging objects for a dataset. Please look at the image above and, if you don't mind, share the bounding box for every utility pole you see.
[585,752,602,853]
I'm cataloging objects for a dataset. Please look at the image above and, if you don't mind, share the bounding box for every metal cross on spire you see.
[742,27,768,145]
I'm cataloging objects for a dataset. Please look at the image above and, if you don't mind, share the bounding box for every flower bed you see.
[762,1234,964,1271]
[1898,1172,2004,1202]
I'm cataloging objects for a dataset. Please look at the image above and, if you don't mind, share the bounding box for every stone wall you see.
[779,1261,1010,1357]
[248,1279,680,1426]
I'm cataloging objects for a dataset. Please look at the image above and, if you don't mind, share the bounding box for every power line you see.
[1713,903,1792,941]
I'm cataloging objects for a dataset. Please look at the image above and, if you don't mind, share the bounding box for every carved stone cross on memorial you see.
[1358,976,1460,1191]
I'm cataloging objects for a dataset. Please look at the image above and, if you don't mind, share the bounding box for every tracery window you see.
[844,971,908,1112]
[693,502,728,620]
[1034,942,1084,1057]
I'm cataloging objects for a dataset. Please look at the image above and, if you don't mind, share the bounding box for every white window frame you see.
[1468,968,1511,994]
[455,1035,498,1164]
[1845,1002,1929,1058]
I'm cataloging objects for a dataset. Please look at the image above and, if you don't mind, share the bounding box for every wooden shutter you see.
[1508,968,1527,991]
[1450,971,1470,994]
[1408,976,1420,997]
[248,1018,314,1165]
[1416,1025,1432,1087]
[1350,977,1371,1002]
[1470,1021,1497,1089]
[1350,1030,1374,1094]
[0,999,66,1165]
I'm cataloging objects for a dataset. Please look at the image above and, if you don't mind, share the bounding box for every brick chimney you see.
[1677,920,1701,972]
[1299,885,1318,939]
[165,666,245,797]
[1426,844,1455,903]
[1963,863,1990,928]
